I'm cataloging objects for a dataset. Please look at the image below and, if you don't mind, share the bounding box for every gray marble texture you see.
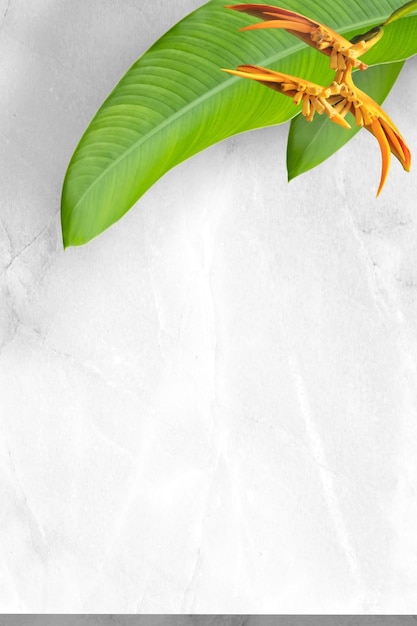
[1,0,417,615]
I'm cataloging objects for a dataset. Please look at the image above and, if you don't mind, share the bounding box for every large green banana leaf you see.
[61,0,417,246]
[287,60,405,182]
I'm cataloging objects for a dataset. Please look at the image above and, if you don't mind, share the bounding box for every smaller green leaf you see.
[384,0,417,25]
[286,61,404,181]
[360,15,417,66]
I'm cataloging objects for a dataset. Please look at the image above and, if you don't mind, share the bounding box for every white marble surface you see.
[1,0,417,614]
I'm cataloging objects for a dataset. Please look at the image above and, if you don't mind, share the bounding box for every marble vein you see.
[0,0,11,31]
[0,430,48,581]
[7,323,143,408]
[0,224,51,278]
[181,447,223,612]
[287,349,365,591]
[344,204,417,392]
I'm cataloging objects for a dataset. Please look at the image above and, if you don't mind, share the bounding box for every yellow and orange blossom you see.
[224,4,411,195]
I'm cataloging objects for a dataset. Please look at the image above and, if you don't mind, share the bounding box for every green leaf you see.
[384,0,417,25]
[287,60,405,182]
[62,0,417,246]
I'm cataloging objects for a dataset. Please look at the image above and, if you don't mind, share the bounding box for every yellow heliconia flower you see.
[226,4,384,71]
[223,64,351,128]
[224,3,411,195]
[330,65,411,195]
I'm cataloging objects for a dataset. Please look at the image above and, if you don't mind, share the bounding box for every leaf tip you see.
[61,224,71,250]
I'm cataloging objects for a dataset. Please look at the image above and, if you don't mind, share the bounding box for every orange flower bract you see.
[224,3,411,195]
